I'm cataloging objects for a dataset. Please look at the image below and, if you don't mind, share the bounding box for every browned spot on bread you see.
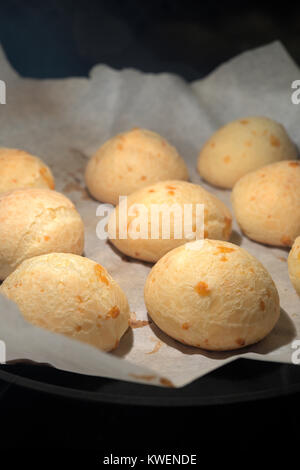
[269,134,280,147]
[281,235,292,246]
[210,142,215,148]
[278,256,287,262]
[114,339,119,349]
[140,175,147,181]
[194,281,210,296]
[146,340,162,355]
[222,217,232,238]
[249,267,254,273]
[182,322,190,330]
[236,338,245,346]
[11,178,17,183]
[262,129,268,136]
[220,256,228,262]
[107,306,120,319]
[160,377,175,388]
[251,130,257,136]
[214,246,236,254]
[161,140,167,147]
[204,229,208,238]
[134,251,140,257]
[44,235,50,241]
[75,325,82,332]
[39,167,54,189]
[260,300,265,311]
[94,264,109,285]
[148,189,155,193]
[240,119,249,125]
[245,140,252,147]
[127,166,132,171]
[288,161,300,167]
[223,155,231,163]
[76,295,83,303]
[250,196,256,201]
[117,143,123,151]
[168,190,175,196]
[166,184,176,190]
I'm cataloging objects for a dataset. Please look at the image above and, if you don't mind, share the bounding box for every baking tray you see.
[0,359,299,406]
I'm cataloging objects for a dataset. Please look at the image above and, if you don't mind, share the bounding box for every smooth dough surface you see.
[232,160,300,247]
[197,116,297,188]
[144,239,280,351]
[0,188,84,280]
[108,180,232,262]
[288,236,300,295]
[0,148,55,193]
[85,128,189,204]
[0,253,130,351]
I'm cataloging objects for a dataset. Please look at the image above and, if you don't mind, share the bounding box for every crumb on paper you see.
[129,373,157,382]
[129,312,150,328]
[146,339,163,355]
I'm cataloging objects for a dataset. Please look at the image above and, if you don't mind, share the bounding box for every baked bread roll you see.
[197,117,297,188]
[0,148,55,193]
[0,189,84,280]
[108,180,232,262]
[288,236,300,295]
[0,253,130,351]
[85,128,189,204]
[232,160,300,247]
[144,239,280,350]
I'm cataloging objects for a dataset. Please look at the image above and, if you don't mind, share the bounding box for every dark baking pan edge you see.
[0,358,300,406]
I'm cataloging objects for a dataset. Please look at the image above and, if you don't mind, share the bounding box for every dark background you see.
[0,0,300,457]
[1,0,300,81]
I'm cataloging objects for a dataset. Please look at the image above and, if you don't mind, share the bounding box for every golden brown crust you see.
[0,148,55,193]
[0,188,84,279]
[197,117,297,189]
[144,239,280,351]
[85,128,188,204]
[0,253,130,351]
[232,160,300,247]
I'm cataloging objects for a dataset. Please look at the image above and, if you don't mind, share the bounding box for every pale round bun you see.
[108,180,232,262]
[232,160,300,247]
[144,239,280,351]
[0,148,55,193]
[0,189,84,280]
[85,128,189,204]
[0,253,130,351]
[197,116,297,189]
[288,236,300,295]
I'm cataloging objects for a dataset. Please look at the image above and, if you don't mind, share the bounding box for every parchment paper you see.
[0,41,299,387]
